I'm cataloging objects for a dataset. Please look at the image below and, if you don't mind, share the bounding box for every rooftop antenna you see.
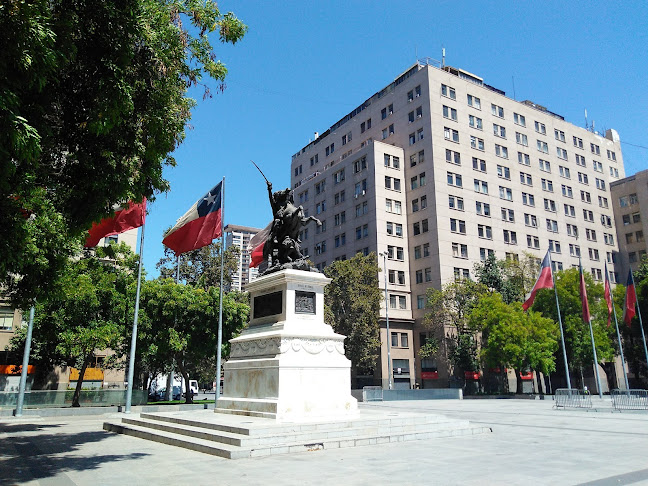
[585,108,589,129]
[441,47,446,68]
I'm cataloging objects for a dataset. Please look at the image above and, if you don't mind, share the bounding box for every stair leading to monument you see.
[103,408,491,459]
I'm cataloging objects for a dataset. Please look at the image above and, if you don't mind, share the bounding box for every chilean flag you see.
[522,250,553,311]
[623,269,637,326]
[579,261,591,323]
[604,263,613,327]
[85,199,146,248]
[248,221,272,268]
[163,182,223,255]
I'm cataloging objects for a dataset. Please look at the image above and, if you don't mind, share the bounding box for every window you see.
[454,268,470,280]
[501,208,515,222]
[315,180,326,194]
[315,241,326,255]
[570,244,581,257]
[474,179,488,194]
[472,157,486,172]
[575,154,586,167]
[423,243,430,257]
[476,201,490,216]
[544,198,556,212]
[497,165,510,180]
[334,233,346,248]
[480,248,495,261]
[595,178,606,191]
[586,228,597,241]
[520,172,533,186]
[516,132,528,146]
[591,143,600,155]
[522,192,535,207]
[382,124,394,139]
[310,154,319,166]
[443,105,457,121]
[583,209,594,222]
[527,235,540,249]
[557,147,568,160]
[499,186,513,201]
[537,140,549,153]
[0,307,14,331]
[413,221,420,235]
[524,213,538,228]
[417,128,424,141]
[383,154,396,169]
[334,190,345,205]
[334,211,346,226]
[450,218,466,234]
[491,103,504,118]
[417,295,426,309]
[541,179,554,192]
[546,219,558,233]
[441,84,456,99]
[581,190,591,203]
[299,190,309,204]
[452,242,468,259]
[493,124,506,138]
[558,166,570,179]
[325,143,335,156]
[514,113,526,126]
[387,245,404,261]
[448,195,464,211]
[549,240,561,253]
[518,152,530,166]
[578,172,589,185]
[384,176,399,191]
[589,248,600,261]
[564,204,576,217]
[633,212,642,224]
[446,149,461,165]
[610,167,619,178]
[601,214,612,227]
[470,136,485,150]
[316,201,326,214]
[534,121,546,134]
[598,196,609,208]
[554,129,565,142]
[342,131,352,145]
[495,144,509,158]
[478,224,493,239]
[444,127,459,142]
[607,150,617,161]
[469,115,483,129]
[333,169,345,184]
[573,136,583,149]
[447,172,463,187]
[562,185,573,198]
[539,159,551,172]
[467,94,481,109]
[551,261,563,272]
[503,230,517,245]
[381,104,393,120]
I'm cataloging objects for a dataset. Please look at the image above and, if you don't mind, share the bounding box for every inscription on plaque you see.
[254,291,283,319]
[295,291,316,314]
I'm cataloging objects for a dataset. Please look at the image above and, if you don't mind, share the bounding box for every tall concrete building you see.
[611,169,648,279]
[225,224,261,291]
[290,61,625,389]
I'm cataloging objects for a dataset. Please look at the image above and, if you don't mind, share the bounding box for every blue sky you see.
[141,1,648,276]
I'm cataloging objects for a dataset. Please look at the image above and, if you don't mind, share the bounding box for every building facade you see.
[611,169,648,279]
[290,61,625,389]
[225,224,261,291]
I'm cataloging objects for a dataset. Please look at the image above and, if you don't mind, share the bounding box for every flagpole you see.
[548,252,571,389]
[14,305,35,417]
[631,270,648,375]
[215,177,225,407]
[580,258,602,398]
[125,218,146,413]
[608,265,629,390]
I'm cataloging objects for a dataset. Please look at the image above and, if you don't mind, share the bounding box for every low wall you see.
[0,389,147,409]
[353,388,463,402]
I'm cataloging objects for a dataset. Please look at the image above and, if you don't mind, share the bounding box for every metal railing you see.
[555,388,592,409]
[611,389,648,411]
[362,386,383,402]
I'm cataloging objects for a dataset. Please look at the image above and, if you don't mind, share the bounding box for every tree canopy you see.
[0,0,246,306]
[324,253,382,376]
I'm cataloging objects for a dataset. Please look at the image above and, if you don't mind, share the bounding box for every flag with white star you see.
[163,181,223,255]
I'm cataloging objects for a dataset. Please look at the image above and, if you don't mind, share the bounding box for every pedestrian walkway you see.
[1,398,647,485]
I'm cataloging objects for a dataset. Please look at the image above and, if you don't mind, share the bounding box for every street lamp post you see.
[380,252,393,390]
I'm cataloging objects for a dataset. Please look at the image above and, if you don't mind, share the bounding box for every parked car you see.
[152,386,181,401]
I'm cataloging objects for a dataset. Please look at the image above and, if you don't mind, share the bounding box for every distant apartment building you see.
[290,61,625,389]
[225,224,261,291]
[611,169,648,278]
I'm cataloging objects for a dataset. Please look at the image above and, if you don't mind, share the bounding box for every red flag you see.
[85,199,146,248]
[623,270,637,326]
[163,182,223,255]
[248,221,272,268]
[579,261,591,323]
[604,264,613,327]
[523,250,553,311]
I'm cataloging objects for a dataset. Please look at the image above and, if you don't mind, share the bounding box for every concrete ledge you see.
[2,402,210,418]
[381,389,463,401]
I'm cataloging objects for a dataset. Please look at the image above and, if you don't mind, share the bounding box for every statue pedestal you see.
[216,269,358,421]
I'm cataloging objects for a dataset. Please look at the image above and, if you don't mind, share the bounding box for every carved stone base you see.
[216,270,358,421]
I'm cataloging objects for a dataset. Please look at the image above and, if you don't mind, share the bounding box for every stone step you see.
[104,411,491,460]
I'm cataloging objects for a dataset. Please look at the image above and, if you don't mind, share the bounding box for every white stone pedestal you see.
[216,269,358,421]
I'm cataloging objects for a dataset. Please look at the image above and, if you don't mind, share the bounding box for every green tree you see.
[532,268,615,387]
[473,252,539,304]
[0,0,246,306]
[622,255,648,383]
[468,293,559,393]
[138,279,248,403]
[156,241,240,290]
[7,244,138,406]
[324,253,382,379]
[424,279,487,375]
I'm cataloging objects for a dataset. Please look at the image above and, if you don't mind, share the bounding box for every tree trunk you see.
[177,361,192,404]
[515,369,523,394]
[72,355,92,407]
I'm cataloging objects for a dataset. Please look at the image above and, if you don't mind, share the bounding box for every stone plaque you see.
[295,291,316,314]
[254,291,283,319]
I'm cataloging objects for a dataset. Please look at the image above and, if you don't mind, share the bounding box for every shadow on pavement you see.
[0,429,149,483]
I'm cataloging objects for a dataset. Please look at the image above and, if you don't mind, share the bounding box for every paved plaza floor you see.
[1,398,647,486]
